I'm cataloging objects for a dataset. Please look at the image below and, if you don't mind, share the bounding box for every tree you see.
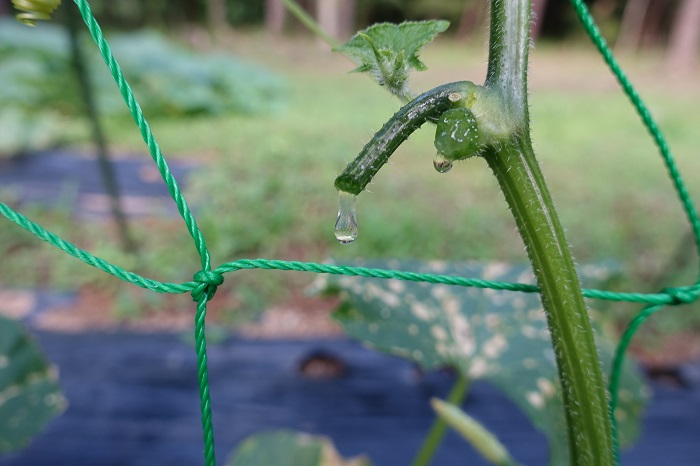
[266,0,287,34]
[666,0,700,72]
[617,0,652,50]
[316,0,355,42]
[206,0,230,34]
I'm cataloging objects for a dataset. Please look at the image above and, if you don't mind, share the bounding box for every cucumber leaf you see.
[312,260,648,465]
[0,315,65,452]
[334,21,449,102]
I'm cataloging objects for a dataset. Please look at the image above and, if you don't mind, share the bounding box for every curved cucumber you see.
[334,81,477,196]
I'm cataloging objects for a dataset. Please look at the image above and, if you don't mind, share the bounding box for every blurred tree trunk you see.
[456,0,486,40]
[667,0,700,72]
[266,0,287,34]
[531,0,548,39]
[640,0,669,48]
[144,0,167,28]
[316,0,354,43]
[206,0,230,33]
[617,0,651,50]
[338,0,355,39]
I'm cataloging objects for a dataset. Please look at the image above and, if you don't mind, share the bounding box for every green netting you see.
[2,0,699,465]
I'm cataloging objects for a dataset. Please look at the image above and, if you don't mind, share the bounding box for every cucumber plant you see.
[6,1,650,465]
[332,2,615,465]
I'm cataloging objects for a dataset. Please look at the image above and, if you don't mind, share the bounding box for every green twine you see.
[3,199,698,306]
[568,0,700,462]
[69,1,218,463]
[1,1,699,465]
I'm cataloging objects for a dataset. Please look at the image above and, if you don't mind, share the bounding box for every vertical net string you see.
[569,0,700,281]
[71,0,212,273]
[70,2,219,464]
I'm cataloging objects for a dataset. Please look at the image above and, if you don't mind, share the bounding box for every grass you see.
[2,32,699,334]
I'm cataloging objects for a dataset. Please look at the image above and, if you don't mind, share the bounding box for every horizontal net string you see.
[2,198,698,307]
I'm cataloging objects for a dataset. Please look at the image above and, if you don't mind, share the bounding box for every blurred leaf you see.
[95,31,286,116]
[0,315,66,452]
[226,430,372,466]
[0,20,69,59]
[0,107,62,156]
[334,20,449,101]
[0,18,285,155]
[313,260,648,465]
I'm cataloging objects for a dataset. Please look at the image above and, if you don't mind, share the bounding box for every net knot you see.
[192,270,224,302]
[662,286,697,305]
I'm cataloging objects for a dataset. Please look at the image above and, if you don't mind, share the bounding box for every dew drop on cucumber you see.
[433,153,453,173]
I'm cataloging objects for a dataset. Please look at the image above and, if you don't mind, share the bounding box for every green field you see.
[3,34,699,332]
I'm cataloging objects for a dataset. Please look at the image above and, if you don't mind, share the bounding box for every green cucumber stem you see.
[485,138,613,465]
[484,1,613,463]
[485,0,530,122]
[484,0,614,464]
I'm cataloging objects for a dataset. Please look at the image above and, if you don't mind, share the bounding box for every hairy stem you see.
[485,0,613,463]
[485,138,613,465]
[485,0,530,122]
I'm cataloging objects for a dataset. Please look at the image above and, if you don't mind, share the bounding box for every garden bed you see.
[0,332,698,466]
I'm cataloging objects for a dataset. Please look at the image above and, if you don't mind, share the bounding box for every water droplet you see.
[433,153,453,173]
[334,191,358,244]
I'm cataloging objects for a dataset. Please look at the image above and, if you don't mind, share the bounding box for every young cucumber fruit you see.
[333,80,515,243]
[334,81,480,196]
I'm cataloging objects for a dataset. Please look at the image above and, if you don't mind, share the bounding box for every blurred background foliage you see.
[0,17,284,153]
[0,0,698,345]
[0,0,696,47]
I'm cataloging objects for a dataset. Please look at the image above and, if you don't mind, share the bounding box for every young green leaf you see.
[334,20,450,102]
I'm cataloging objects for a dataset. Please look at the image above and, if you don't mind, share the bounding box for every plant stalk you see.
[66,3,138,253]
[411,374,470,466]
[280,0,340,48]
[484,0,613,464]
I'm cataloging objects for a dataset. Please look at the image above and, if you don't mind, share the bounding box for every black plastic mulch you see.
[0,151,195,217]
[0,332,698,466]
